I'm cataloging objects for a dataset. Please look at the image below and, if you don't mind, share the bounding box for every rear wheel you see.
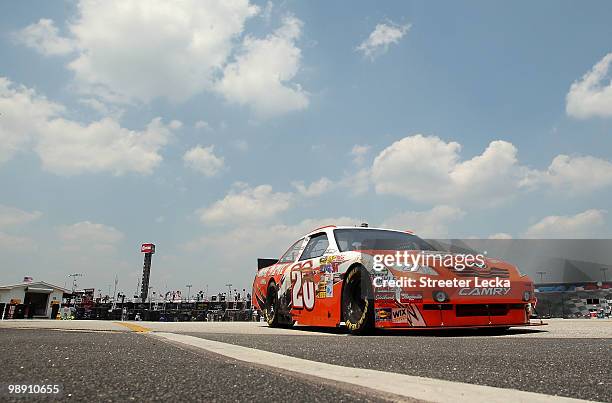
[342,266,374,335]
[264,282,280,327]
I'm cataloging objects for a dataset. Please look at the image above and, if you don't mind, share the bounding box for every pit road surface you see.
[0,329,383,402]
[0,319,609,402]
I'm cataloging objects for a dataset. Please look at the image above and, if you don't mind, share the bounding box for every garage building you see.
[0,280,69,319]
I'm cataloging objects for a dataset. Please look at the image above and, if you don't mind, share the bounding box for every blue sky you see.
[1,1,611,296]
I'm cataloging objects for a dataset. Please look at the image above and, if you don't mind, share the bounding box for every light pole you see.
[186,284,192,303]
[68,273,82,293]
[113,274,118,299]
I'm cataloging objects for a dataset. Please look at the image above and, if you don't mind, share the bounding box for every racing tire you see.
[279,320,296,329]
[264,281,280,327]
[342,266,374,335]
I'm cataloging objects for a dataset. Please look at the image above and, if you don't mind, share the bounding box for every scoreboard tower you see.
[140,243,155,302]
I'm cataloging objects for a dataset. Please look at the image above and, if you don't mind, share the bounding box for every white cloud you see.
[58,221,124,252]
[36,117,179,176]
[522,154,612,194]
[0,77,63,163]
[183,216,357,266]
[78,98,123,118]
[194,120,211,130]
[381,206,465,238]
[0,205,42,228]
[14,18,75,56]
[356,22,410,60]
[1,76,179,175]
[0,232,36,250]
[197,183,293,225]
[261,1,274,23]
[216,16,309,117]
[183,145,225,177]
[488,232,513,240]
[524,209,607,238]
[291,177,333,197]
[340,168,371,195]
[353,135,612,204]
[0,205,41,251]
[17,1,309,118]
[62,0,260,104]
[566,53,612,119]
[371,134,524,205]
[350,144,370,165]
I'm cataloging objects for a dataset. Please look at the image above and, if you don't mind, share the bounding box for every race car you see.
[252,225,537,334]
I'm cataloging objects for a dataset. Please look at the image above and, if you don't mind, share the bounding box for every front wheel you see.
[342,266,374,335]
[264,282,280,327]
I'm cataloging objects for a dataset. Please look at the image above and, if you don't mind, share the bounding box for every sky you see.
[1,0,611,297]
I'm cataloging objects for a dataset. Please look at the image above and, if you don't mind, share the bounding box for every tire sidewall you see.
[342,266,374,335]
[265,282,279,327]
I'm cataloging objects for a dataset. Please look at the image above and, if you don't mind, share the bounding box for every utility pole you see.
[186,284,192,303]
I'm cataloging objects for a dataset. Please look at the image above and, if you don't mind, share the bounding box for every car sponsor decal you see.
[325,277,334,298]
[375,307,392,322]
[393,304,426,327]
[319,255,344,273]
[375,291,395,301]
[405,304,426,326]
[316,273,335,298]
[399,291,423,303]
[319,255,345,265]
[316,279,327,298]
[391,307,408,323]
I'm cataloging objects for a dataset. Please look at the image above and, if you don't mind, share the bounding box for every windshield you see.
[333,229,436,252]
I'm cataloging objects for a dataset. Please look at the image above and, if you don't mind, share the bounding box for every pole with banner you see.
[140,243,155,303]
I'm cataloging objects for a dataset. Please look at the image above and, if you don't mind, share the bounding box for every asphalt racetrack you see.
[0,319,610,402]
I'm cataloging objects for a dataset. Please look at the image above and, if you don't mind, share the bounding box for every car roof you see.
[306,225,413,237]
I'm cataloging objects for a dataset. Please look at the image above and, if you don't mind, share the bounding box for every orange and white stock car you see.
[252,225,538,334]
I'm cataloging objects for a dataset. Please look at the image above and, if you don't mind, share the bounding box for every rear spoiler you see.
[257,258,278,270]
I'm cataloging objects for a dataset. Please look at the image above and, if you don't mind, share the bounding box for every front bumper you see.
[373,301,536,328]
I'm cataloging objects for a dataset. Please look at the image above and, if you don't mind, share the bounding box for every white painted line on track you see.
[152,332,589,403]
